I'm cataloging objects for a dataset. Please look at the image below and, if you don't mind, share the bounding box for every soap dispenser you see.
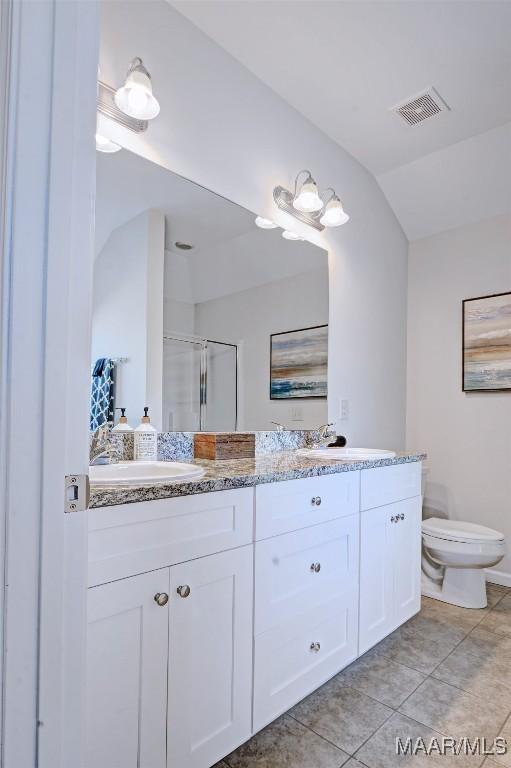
[134,407,158,461]
[112,407,134,433]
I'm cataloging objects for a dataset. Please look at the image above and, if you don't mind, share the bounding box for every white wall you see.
[195,268,329,430]
[407,214,511,582]
[92,209,165,427]
[98,0,408,449]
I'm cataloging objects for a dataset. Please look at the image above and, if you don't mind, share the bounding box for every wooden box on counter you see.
[194,432,256,460]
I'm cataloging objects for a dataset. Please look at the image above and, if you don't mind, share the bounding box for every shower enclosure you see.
[162,335,238,432]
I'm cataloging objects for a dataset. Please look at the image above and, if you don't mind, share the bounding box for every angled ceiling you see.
[171,0,511,240]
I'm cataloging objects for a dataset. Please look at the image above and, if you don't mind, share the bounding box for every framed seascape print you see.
[270,324,328,399]
[463,292,511,392]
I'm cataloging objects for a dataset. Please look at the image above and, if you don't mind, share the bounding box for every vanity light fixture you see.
[292,170,323,213]
[114,57,160,120]
[282,230,303,241]
[95,132,122,153]
[255,216,278,229]
[319,189,350,227]
[273,170,350,232]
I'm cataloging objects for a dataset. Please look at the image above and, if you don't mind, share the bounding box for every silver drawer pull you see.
[400,513,405,520]
[390,516,396,523]
[311,496,322,507]
[154,592,169,607]
[309,641,321,653]
[310,562,321,573]
[177,585,191,598]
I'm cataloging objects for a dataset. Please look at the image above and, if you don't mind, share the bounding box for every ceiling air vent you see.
[391,87,450,127]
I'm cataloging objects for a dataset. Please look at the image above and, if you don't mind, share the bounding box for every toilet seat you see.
[422,517,504,545]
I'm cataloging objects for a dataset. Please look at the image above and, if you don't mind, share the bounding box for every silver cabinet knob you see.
[400,513,405,520]
[154,592,169,606]
[177,585,191,598]
[310,562,321,573]
[311,496,322,506]
[390,516,395,523]
[309,642,321,652]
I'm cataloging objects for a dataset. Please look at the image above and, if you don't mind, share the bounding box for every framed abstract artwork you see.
[462,292,511,392]
[270,324,328,399]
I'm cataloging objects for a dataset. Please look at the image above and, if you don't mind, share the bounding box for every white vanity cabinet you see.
[167,546,253,768]
[87,569,170,768]
[253,513,359,731]
[358,463,422,655]
[86,487,254,768]
[86,461,422,768]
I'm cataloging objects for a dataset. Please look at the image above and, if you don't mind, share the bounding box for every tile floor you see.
[215,583,511,768]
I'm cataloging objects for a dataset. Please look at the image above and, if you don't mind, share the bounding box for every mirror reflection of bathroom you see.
[92,150,329,432]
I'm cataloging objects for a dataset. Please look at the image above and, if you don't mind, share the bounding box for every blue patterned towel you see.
[90,358,115,430]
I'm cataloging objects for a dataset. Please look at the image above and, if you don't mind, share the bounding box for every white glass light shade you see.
[282,230,303,241]
[293,178,323,213]
[114,63,160,120]
[255,216,278,229]
[320,197,350,227]
[95,133,122,153]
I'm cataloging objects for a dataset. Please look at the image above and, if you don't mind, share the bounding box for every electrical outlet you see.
[339,399,349,421]
[290,406,304,422]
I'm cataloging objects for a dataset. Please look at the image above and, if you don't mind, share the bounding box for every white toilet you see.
[420,467,505,608]
[421,518,505,608]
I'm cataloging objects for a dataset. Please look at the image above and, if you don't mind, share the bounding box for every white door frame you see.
[0,2,99,766]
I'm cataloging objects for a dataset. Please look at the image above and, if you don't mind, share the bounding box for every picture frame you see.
[270,324,328,400]
[462,291,511,392]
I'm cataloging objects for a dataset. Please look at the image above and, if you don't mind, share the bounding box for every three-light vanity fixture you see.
[96,57,160,153]
[257,169,350,236]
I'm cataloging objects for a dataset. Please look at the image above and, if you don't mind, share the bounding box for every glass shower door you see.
[202,341,238,432]
[162,338,202,431]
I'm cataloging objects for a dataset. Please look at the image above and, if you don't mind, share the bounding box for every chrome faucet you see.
[90,422,120,466]
[271,421,286,431]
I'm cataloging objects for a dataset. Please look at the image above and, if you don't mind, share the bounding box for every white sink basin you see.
[90,461,205,487]
[297,447,396,461]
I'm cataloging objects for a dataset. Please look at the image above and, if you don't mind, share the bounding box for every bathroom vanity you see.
[86,452,424,768]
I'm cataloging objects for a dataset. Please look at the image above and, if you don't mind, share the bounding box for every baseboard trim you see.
[485,568,511,589]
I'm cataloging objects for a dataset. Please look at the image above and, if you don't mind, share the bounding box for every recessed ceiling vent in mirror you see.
[391,87,450,126]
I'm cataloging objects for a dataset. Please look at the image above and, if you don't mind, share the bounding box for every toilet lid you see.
[422,517,504,543]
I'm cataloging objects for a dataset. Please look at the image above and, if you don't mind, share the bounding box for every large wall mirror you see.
[93,150,329,432]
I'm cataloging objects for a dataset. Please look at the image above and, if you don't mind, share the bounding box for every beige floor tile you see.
[487,585,510,609]
[459,627,511,663]
[224,714,349,768]
[433,644,511,709]
[481,596,511,638]
[290,678,392,754]
[412,598,485,638]
[399,677,507,742]
[375,622,459,674]
[356,712,483,767]
[337,648,425,708]
[488,713,511,767]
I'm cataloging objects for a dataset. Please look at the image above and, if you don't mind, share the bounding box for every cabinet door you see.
[86,569,169,768]
[359,505,395,654]
[167,546,253,768]
[392,496,422,626]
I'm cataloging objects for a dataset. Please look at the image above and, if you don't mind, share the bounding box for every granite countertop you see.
[89,450,426,509]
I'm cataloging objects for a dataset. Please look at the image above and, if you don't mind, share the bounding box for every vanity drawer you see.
[253,592,358,732]
[360,462,421,511]
[254,515,359,635]
[255,472,359,540]
[88,487,254,587]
